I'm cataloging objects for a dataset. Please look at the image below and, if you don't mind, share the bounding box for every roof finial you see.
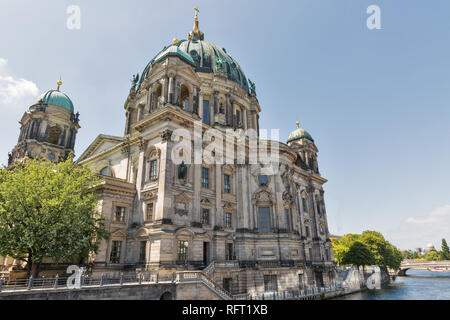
[189,7,204,40]
[296,121,300,128]
[57,77,62,91]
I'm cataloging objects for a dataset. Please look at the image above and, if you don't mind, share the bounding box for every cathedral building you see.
[3,11,335,296]
[75,11,335,295]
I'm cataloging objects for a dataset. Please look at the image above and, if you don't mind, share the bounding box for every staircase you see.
[177,270,233,300]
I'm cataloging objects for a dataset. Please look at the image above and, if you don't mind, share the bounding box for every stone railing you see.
[177,271,233,300]
[0,270,234,300]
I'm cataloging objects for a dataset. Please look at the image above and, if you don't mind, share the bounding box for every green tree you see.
[0,158,109,277]
[424,250,441,261]
[355,231,403,270]
[342,241,375,269]
[359,231,388,267]
[441,239,450,260]
[332,234,361,265]
[383,241,403,270]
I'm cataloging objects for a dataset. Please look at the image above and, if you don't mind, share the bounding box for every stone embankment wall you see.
[0,283,176,300]
[0,281,225,300]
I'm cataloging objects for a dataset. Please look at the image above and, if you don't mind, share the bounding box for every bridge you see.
[398,260,450,276]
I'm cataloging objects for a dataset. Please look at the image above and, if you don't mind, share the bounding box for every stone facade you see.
[75,14,336,296]
[2,13,336,297]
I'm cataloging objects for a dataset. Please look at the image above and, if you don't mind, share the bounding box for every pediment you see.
[111,229,127,239]
[134,227,149,238]
[77,134,125,162]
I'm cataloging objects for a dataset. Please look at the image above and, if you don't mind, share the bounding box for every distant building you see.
[426,243,436,253]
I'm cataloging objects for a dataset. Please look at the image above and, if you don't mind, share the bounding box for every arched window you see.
[301,193,308,215]
[48,126,61,144]
[100,167,109,176]
[258,207,271,233]
[180,85,190,111]
[154,83,162,108]
[145,150,159,182]
[284,209,291,232]
[202,100,210,125]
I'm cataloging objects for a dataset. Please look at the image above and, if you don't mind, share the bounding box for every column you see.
[240,165,250,229]
[193,164,201,223]
[145,240,151,268]
[162,77,168,105]
[243,109,248,130]
[147,85,153,112]
[136,147,145,224]
[156,133,170,222]
[199,94,204,122]
[225,94,230,125]
[232,102,236,130]
[168,76,174,104]
[215,165,222,228]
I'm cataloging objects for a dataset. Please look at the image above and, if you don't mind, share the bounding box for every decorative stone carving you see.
[282,191,293,206]
[174,192,191,216]
[142,190,156,200]
[161,129,173,142]
[121,145,131,155]
[252,189,273,202]
[138,138,147,152]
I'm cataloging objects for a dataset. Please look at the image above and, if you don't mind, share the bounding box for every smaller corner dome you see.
[152,44,196,67]
[287,127,314,143]
[35,90,74,113]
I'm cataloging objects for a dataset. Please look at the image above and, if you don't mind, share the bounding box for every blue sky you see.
[0,0,449,250]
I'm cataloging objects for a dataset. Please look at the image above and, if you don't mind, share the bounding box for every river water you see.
[337,269,450,300]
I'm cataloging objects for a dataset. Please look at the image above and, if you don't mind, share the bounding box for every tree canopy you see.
[342,241,375,268]
[441,239,450,260]
[0,158,109,277]
[332,230,402,270]
[423,250,442,261]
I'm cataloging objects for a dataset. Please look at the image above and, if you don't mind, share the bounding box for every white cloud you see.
[386,205,450,250]
[0,58,7,70]
[0,58,39,108]
[405,205,450,225]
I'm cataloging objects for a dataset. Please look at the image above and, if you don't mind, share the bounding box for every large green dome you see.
[138,15,250,93]
[35,90,74,113]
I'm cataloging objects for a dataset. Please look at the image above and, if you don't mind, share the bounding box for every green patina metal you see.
[138,37,250,93]
[35,90,74,113]
[287,127,314,143]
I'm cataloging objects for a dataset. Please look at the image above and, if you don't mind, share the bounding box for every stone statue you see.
[178,161,187,180]
[248,79,256,95]
[7,152,12,166]
[131,73,140,89]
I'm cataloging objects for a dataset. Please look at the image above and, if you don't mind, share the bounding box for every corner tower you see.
[8,80,80,167]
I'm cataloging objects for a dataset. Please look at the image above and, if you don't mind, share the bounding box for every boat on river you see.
[428,267,447,272]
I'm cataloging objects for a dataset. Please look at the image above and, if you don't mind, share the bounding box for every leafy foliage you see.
[441,239,450,260]
[423,250,442,261]
[342,241,375,268]
[0,158,109,277]
[332,230,402,270]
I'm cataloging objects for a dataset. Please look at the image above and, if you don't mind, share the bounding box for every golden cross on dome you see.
[296,121,300,128]
[57,77,63,91]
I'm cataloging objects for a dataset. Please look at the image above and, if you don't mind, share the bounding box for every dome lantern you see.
[188,8,204,40]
